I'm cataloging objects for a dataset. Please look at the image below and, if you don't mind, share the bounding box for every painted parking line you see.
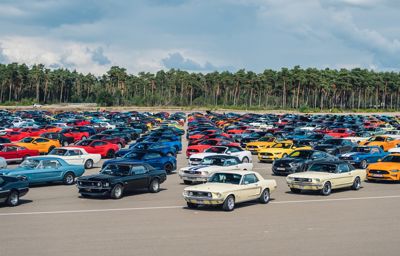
[1,195,400,216]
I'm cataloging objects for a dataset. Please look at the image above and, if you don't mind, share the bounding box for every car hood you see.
[274,158,306,165]
[180,165,218,172]
[184,183,240,193]
[288,171,334,179]
[189,153,217,159]
[78,174,117,182]
[367,162,400,170]
[260,148,288,153]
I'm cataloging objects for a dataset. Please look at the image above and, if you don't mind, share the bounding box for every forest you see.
[1,63,400,111]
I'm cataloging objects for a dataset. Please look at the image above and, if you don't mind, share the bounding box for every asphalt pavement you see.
[0,137,399,256]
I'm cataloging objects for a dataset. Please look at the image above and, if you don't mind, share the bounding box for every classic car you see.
[77,162,167,199]
[272,150,336,175]
[338,146,388,168]
[366,154,400,181]
[0,156,85,185]
[343,131,372,144]
[179,155,253,184]
[48,147,101,169]
[15,137,61,153]
[313,138,354,155]
[41,132,75,146]
[258,142,312,162]
[0,144,40,163]
[0,157,6,169]
[286,161,366,195]
[116,142,177,158]
[70,139,119,158]
[183,170,277,211]
[188,145,252,165]
[104,150,177,173]
[0,175,29,206]
[186,139,239,157]
[245,136,282,154]
[359,136,400,151]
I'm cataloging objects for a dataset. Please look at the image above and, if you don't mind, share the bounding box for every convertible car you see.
[0,175,29,207]
[188,146,252,165]
[183,170,277,211]
[0,156,85,185]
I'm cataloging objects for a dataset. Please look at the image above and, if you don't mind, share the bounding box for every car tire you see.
[63,172,75,185]
[22,155,29,161]
[187,202,197,209]
[222,195,235,211]
[351,177,361,190]
[282,154,288,158]
[149,179,160,193]
[360,160,368,169]
[164,163,174,174]
[6,190,19,207]
[111,184,124,199]
[81,136,87,140]
[84,159,94,169]
[183,180,192,185]
[117,143,123,149]
[320,182,332,196]
[106,149,115,158]
[290,188,301,194]
[242,157,250,163]
[259,189,270,204]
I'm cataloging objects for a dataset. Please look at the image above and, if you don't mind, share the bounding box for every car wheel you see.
[183,180,192,185]
[84,159,94,169]
[320,182,332,196]
[81,136,87,140]
[282,153,288,158]
[166,152,174,157]
[222,195,235,211]
[106,149,115,158]
[62,141,69,146]
[22,155,30,161]
[148,179,160,193]
[290,188,301,194]
[360,160,368,169]
[6,190,19,207]
[259,189,270,204]
[117,143,123,149]
[242,157,249,163]
[63,172,75,185]
[164,163,174,174]
[187,202,197,209]
[351,177,361,190]
[111,184,124,199]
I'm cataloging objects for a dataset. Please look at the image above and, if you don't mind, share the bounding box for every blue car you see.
[104,150,177,173]
[116,142,177,158]
[338,146,388,169]
[131,137,182,152]
[0,156,85,185]
[0,175,29,207]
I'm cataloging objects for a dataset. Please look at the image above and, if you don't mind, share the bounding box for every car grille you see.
[275,162,291,167]
[259,152,273,156]
[339,156,353,161]
[184,170,201,175]
[79,181,102,187]
[368,170,389,175]
[188,191,211,198]
[190,158,202,162]
[294,178,312,182]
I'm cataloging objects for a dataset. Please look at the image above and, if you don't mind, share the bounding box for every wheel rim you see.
[152,181,159,191]
[355,178,361,189]
[243,157,249,163]
[263,190,269,201]
[227,197,234,210]
[323,183,331,194]
[66,174,74,184]
[10,192,18,205]
[114,186,122,197]
[165,164,173,172]
[85,160,93,168]
[361,161,367,169]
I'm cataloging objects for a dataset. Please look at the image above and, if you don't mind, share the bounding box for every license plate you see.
[195,199,204,204]
[276,167,285,171]
[372,174,383,177]
[85,189,91,192]
[262,156,270,159]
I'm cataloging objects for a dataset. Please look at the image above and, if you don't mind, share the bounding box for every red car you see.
[0,131,29,142]
[0,143,40,163]
[186,139,240,157]
[70,139,119,158]
[19,127,47,137]
[61,128,90,142]
[226,126,250,135]
[326,128,355,138]
[89,134,126,149]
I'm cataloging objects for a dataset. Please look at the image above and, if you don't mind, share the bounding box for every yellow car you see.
[16,137,61,153]
[258,142,312,162]
[246,137,286,154]
[366,154,400,181]
[359,135,400,151]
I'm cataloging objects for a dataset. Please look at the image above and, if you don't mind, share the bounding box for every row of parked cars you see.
[179,112,400,211]
[0,110,185,206]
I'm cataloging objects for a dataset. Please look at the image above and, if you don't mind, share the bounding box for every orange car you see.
[359,136,400,151]
[366,154,400,181]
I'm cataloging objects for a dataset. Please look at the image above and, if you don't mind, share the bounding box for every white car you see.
[0,157,7,169]
[47,147,101,169]
[384,130,400,139]
[189,146,252,165]
[97,122,116,129]
[179,155,253,184]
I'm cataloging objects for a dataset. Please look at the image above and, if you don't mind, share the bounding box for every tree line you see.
[1,63,400,110]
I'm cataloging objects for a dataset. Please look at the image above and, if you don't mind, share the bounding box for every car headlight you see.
[287,176,294,181]
[214,193,222,198]
[188,191,193,196]
[97,182,102,187]
[207,192,212,198]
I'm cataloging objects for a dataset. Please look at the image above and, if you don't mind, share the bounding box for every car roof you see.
[210,170,258,176]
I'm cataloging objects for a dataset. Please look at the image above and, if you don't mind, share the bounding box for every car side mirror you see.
[377,159,382,162]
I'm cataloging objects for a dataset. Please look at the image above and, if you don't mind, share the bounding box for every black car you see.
[272,150,336,175]
[0,175,29,207]
[0,137,11,143]
[313,139,354,155]
[77,162,167,199]
[41,132,74,146]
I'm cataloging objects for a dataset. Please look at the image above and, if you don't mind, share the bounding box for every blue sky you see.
[0,0,399,75]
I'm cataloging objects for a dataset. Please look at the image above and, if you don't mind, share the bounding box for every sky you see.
[0,0,399,75]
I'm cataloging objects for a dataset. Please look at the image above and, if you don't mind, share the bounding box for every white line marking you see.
[1,195,399,216]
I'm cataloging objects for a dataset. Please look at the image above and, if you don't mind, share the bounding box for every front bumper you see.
[272,166,299,175]
[258,154,281,161]
[77,185,111,196]
[367,173,399,181]
[179,174,208,182]
[287,182,323,190]
[183,196,224,205]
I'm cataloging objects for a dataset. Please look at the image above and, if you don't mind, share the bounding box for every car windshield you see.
[20,159,40,168]
[324,139,342,145]
[20,137,34,143]
[123,152,145,159]
[49,148,67,156]
[381,155,400,163]
[101,164,131,176]
[205,147,226,153]
[259,137,274,142]
[76,140,92,146]
[368,137,385,142]
[200,157,226,166]
[208,173,242,185]
[272,143,291,149]
[308,163,337,173]
[351,147,371,153]
[289,150,313,159]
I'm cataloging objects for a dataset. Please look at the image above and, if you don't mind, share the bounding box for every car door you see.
[37,159,64,182]
[91,141,106,154]
[143,153,163,169]
[331,163,353,188]
[65,149,85,165]
[239,174,262,201]
[128,165,150,190]
[1,146,19,161]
